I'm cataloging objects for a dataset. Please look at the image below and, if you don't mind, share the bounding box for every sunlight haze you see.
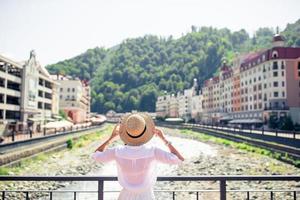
[0,0,299,65]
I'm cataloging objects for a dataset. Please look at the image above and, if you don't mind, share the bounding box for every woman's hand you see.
[95,124,120,152]
[110,124,120,140]
[154,128,166,140]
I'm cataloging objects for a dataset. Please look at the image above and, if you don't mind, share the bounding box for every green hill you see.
[46,19,300,114]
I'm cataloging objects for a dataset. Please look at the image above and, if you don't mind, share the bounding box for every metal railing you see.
[184,123,300,140]
[0,122,105,145]
[0,175,299,200]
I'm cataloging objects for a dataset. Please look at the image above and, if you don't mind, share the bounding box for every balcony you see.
[264,106,289,111]
[0,175,299,200]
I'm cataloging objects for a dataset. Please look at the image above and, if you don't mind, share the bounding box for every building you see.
[169,94,179,118]
[155,79,200,122]
[201,33,300,126]
[177,80,196,122]
[155,92,170,118]
[52,75,91,124]
[0,51,59,134]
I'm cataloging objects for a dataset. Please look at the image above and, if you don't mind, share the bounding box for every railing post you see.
[293,129,296,139]
[25,191,29,200]
[49,191,52,200]
[294,191,297,200]
[2,191,5,200]
[12,131,15,142]
[172,191,175,200]
[220,180,226,200]
[44,127,46,136]
[275,129,278,137]
[98,180,104,200]
[270,191,274,200]
[246,191,250,200]
[262,127,264,135]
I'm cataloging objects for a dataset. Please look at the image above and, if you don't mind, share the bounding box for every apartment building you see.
[155,92,170,118]
[156,79,200,122]
[0,51,59,134]
[202,34,300,125]
[52,75,91,123]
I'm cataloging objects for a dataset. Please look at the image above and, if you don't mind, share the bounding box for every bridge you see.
[0,175,299,200]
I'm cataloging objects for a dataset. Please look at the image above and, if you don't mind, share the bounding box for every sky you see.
[0,0,299,65]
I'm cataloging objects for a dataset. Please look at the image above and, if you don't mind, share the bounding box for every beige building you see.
[155,92,170,118]
[52,75,91,124]
[0,51,59,134]
[156,79,200,122]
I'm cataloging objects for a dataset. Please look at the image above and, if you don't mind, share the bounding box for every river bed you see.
[2,125,299,200]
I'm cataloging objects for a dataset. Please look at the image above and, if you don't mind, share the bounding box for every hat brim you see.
[119,113,155,146]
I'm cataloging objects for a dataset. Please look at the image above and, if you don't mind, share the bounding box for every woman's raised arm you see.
[154,128,184,161]
[94,124,120,152]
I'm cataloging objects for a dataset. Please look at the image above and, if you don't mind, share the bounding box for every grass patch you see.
[179,129,300,167]
[0,124,113,176]
[70,124,113,149]
[0,167,9,175]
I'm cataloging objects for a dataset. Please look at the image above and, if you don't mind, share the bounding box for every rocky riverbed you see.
[1,125,299,200]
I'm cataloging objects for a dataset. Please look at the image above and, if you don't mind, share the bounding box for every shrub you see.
[67,139,73,149]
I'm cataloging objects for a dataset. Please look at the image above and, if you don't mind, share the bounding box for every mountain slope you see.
[46,19,300,113]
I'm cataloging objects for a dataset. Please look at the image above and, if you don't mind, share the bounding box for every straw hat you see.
[119,113,155,146]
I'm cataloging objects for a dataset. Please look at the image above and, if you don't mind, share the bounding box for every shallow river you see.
[52,135,217,200]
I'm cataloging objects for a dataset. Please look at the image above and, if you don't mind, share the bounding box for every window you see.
[272,51,278,58]
[38,102,43,109]
[60,88,63,92]
[273,82,278,87]
[72,88,75,92]
[298,62,300,70]
[282,92,285,97]
[272,61,278,70]
[273,71,278,77]
[60,95,62,99]
[282,71,284,76]
[274,92,279,97]
[38,90,43,97]
[281,61,285,69]
[67,88,70,92]
[282,81,285,87]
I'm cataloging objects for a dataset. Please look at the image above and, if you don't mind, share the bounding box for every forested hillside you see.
[47,19,300,113]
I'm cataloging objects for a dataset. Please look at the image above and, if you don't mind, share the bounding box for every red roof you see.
[240,47,300,71]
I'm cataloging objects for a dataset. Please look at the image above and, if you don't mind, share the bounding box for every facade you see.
[155,79,200,122]
[155,33,300,126]
[202,34,300,126]
[52,75,91,124]
[169,94,179,118]
[155,93,170,118]
[0,51,59,134]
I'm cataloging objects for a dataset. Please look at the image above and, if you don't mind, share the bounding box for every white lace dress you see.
[92,145,182,200]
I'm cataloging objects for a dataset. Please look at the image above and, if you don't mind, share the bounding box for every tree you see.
[46,20,300,113]
[280,116,294,131]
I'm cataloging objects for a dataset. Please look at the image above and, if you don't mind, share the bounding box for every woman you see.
[92,113,184,200]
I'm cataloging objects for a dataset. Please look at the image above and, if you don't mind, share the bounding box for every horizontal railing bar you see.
[0,175,299,181]
[1,189,299,193]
